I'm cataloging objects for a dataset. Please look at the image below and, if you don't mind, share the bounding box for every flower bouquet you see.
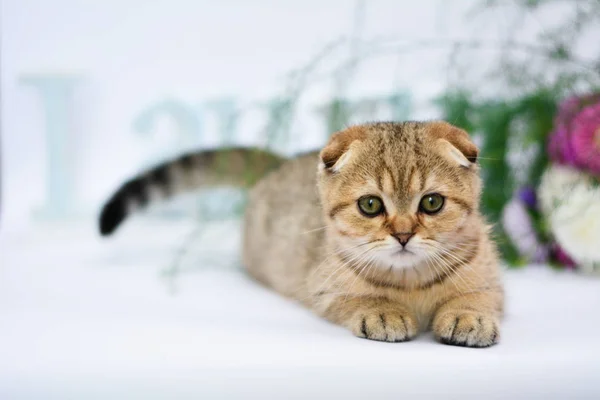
[502,93,600,273]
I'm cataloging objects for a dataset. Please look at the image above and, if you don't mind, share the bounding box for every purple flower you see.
[518,186,538,209]
[532,246,550,264]
[550,243,577,269]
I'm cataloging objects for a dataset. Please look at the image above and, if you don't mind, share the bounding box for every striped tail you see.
[98,147,284,236]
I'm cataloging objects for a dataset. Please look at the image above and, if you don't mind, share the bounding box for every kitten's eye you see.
[357,196,385,217]
[420,193,445,214]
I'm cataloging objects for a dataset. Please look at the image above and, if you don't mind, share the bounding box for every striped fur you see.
[98,148,283,235]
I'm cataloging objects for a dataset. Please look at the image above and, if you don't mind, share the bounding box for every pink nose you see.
[393,232,414,246]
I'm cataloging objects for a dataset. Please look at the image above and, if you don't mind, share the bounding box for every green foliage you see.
[514,92,557,186]
[438,89,562,265]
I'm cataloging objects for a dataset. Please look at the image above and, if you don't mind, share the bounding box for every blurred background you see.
[3,0,600,273]
[2,0,600,397]
[4,0,600,266]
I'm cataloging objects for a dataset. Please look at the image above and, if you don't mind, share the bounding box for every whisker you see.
[343,253,379,303]
[424,255,447,296]
[309,240,374,279]
[428,247,479,292]
[428,252,463,294]
[429,247,478,294]
[431,243,486,285]
[307,244,382,301]
[300,226,329,235]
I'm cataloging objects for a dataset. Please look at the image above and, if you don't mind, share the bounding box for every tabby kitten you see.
[100,121,503,347]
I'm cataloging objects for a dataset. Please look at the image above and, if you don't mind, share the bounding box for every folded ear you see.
[428,121,478,166]
[319,126,368,172]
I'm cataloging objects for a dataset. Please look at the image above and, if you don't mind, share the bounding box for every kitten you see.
[99,121,503,347]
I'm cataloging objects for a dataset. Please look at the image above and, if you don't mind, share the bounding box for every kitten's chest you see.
[388,288,447,329]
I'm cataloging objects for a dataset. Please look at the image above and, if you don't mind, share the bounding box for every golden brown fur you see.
[243,121,503,347]
[100,120,503,347]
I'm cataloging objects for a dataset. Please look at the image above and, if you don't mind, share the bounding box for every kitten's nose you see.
[393,232,414,246]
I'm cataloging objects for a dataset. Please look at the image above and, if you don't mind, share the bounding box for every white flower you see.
[538,165,600,274]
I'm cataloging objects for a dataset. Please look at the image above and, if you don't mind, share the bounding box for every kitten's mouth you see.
[394,248,414,256]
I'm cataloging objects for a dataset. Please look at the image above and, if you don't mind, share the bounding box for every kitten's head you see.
[317,121,482,279]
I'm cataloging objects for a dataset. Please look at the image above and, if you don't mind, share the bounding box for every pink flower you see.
[548,126,578,166]
[548,93,600,176]
[570,103,600,175]
[556,93,600,128]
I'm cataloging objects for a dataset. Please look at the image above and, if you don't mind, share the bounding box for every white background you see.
[1,0,569,229]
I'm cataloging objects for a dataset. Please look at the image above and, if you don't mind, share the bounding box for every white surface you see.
[2,220,600,399]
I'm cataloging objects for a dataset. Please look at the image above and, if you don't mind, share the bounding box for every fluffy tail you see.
[98,147,284,236]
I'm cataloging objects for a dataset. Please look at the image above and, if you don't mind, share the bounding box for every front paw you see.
[433,311,499,348]
[347,306,418,342]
